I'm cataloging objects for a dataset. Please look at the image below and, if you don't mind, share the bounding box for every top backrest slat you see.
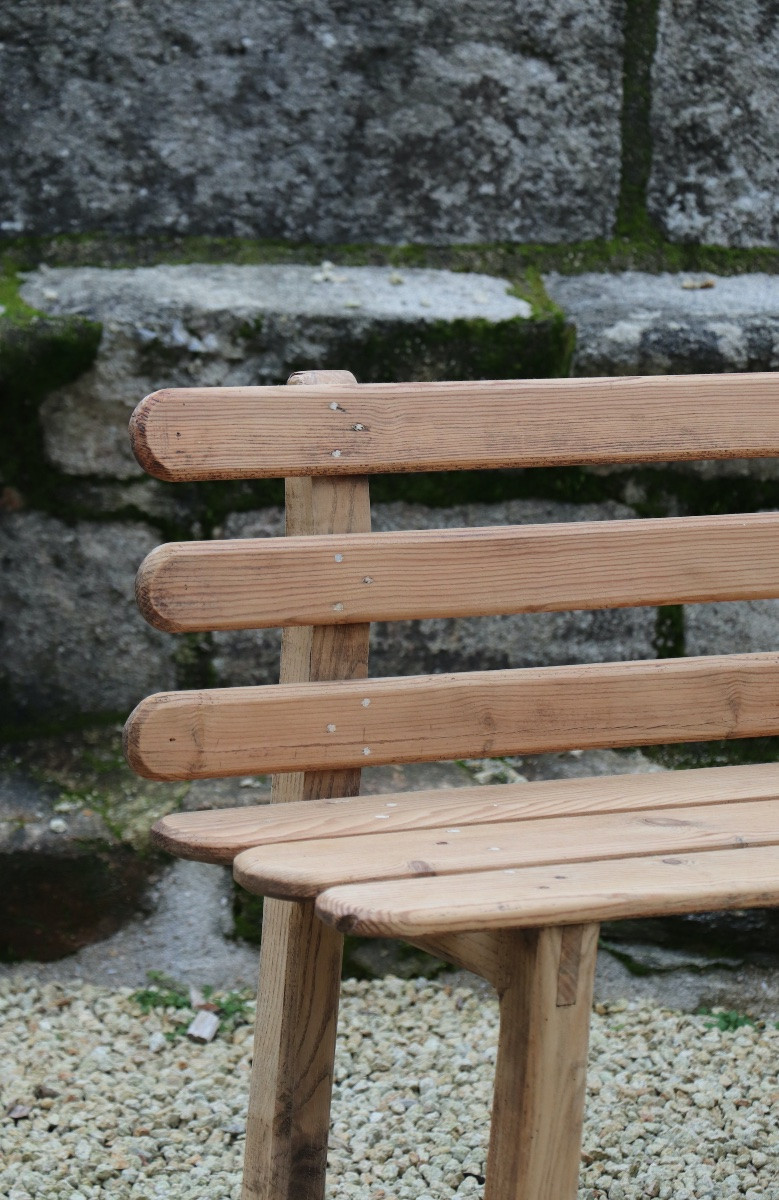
[130,374,779,481]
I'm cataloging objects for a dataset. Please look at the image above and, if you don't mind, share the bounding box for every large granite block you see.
[1,0,624,243]
[0,513,176,719]
[649,0,779,246]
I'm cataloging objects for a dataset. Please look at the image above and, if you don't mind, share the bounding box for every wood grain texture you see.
[242,371,369,1200]
[125,652,779,780]
[405,932,512,990]
[314,844,779,936]
[152,761,779,864]
[232,797,779,898]
[244,899,343,1200]
[135,511,779,632]
[129,373,779,481]
[483,925,598,1200]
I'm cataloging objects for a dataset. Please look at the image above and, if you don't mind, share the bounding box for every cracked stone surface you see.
[0,512,176,718]
[1,0,624,242]
[649,0,779,246]
[20,263,534,479]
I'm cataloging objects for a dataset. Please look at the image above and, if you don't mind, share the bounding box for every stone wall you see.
[4,262,779,729]
[2,0,778,247]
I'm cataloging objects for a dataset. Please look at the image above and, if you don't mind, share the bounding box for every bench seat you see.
[150,761,779,934]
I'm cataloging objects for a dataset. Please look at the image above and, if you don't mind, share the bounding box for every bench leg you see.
[484,923,599,1200]
[241,898,343,1200]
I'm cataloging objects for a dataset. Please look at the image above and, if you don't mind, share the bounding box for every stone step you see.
[545,270,779,378]
[18,263,541,481]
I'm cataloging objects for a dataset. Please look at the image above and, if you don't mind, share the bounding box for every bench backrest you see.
[124,372,779,786]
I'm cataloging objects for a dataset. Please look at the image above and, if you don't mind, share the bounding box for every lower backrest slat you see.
[124,652,779,781]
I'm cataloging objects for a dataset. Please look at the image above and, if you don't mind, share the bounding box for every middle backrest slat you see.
[137,511,779,632]
[125,652,779,781]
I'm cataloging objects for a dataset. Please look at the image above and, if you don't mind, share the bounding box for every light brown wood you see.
[556,926,586,1007]
[125,651,779,780]
[314,843,779,936]
[153,761,779,863]
[242,370,370,1200]
[483,925,598,1200]
[135,511,779,632]
[129,373,779,480]
[232,797,779,898]
[405,932,512,990]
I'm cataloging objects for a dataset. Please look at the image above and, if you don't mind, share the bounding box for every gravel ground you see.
[2,975,779,1200]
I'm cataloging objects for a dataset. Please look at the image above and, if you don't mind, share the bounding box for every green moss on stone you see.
[0,269,102,505]
[0,725,188,852]
[616,0,662,239]
[7,233,779,283]
[654,604,685,659]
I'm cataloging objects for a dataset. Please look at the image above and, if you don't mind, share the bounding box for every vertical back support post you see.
[241,370,370,1200]
[485,923,599,1200]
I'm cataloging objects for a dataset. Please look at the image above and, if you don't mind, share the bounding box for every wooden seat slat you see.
[137,511,779,632]
[151,761,779,863]
[125,652,779,781]
[313,844,779,936]
[130,373,779,481]
[234,796,779,899]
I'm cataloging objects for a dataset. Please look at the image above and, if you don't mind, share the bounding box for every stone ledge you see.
[544,270,779,481]
[18,263,554,480]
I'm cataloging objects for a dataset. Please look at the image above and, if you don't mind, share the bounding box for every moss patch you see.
[0,725,189,851]
[616,0,662,239]
[6,232,779,282]
[0,269,101,506]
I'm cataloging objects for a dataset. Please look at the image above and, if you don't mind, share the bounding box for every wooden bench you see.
[124,368,779,1200]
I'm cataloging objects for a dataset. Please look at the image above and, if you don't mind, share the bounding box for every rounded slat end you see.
[135,544,183,633]
[123,694,183,781]
[129,390,180,481]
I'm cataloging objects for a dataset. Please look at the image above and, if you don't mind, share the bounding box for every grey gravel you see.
[2,976,779,1199]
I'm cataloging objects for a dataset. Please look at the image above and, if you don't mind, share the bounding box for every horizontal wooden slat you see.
[125,652,779,781]
[233,797,779,899]
[130,374,779,481]
[152,762,779,863]
[313,844,779,936]
[137,512,779,632]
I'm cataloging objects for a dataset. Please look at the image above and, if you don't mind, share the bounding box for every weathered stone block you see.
[1,1,624,243]
[649,0,779,246]
[20,263,542,479]
[544,271,779,483]
[0,513,176,720]
[545,271,779,376]
[685,599,779,658]
[212,498,657,685]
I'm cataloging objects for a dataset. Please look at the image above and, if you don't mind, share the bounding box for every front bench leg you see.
[242,898,343,1200]
[485,923,599,1200]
